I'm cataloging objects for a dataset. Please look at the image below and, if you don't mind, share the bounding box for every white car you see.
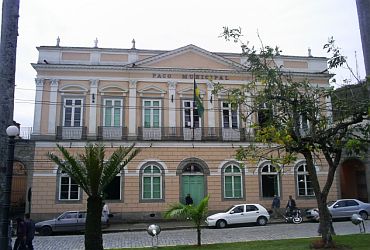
[206,204,270,228]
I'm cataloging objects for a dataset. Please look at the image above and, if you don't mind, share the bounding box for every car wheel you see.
[359,211,368,220]
[216,220,227,229]
[256,216,268,226]
[40,226,52,236]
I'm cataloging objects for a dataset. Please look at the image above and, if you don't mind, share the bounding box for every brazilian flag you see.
[194,78,204,117]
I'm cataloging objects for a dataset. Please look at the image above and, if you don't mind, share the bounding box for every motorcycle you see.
[284,208,303,224]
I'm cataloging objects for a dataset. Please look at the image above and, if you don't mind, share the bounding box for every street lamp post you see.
[0,125,19,250]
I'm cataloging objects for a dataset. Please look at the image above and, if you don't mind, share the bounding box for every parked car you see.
[206,204,270,228]
[35,211,109,236]
[306,199,370,222]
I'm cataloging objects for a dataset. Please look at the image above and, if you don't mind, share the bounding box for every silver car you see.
[35,211,108,236]
[306,199,370,221]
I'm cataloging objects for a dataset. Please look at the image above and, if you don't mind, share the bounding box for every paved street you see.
[28,221,369,250]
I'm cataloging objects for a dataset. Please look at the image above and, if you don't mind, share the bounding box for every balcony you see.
[57,126,87,140]
[98,126,128,140]
[137,127,254,142]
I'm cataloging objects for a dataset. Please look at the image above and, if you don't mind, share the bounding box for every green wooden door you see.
[182,175,204,205]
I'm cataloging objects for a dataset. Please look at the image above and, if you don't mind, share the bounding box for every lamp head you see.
[6,125,19,137]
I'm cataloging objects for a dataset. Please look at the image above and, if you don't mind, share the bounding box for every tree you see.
[48,143,140,250]
[164,196,209,246]
[217,27,370,248]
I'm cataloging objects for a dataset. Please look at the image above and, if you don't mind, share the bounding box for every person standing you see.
[103,202,110,225]
[13,217,27,250]
[271,195,281,219]
[185,193,193,205]
[24,213,36,250]
[286,195,297,216]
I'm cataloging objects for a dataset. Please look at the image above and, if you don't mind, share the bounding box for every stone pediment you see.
[134,44,245,71]
[178,87,206,97]
[99,85,128,94]
[137,85,167,96]
[59,84,88,94]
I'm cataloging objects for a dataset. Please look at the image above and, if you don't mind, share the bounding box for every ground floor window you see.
[260,163,280,198]
[59,171,79,200]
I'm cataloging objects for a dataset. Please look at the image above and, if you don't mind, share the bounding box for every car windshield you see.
[327,201,335,207]
[225,206,235,212]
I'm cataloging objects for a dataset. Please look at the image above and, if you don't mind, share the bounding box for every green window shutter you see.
[143,177,151,198]
[234,176,242,197]
[152,177,161,198]
[225,176,233,198]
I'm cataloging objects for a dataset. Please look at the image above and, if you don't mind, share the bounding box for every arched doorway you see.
[11,161,28,215]
[177,158,209,205]
[340,158,368,202]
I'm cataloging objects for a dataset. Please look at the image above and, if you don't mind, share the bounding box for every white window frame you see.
[260,163,280,197]
[296,163,314,197]
[221,101,239,129]
[103,98,123,127]
[142,99,161,128]
[59,171,80,201]
[63,98,83,127]
[223,164,243,198]
[141,165,162,200]
[183,100,202,128]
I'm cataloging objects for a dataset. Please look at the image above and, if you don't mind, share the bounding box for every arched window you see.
[58,170,80,201]
[223,164,243,199]
[296,162,314,196]
[260,163,280,198]
[141,164,163,200]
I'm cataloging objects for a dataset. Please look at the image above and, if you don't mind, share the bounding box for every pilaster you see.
[88,79,99,137]
[33,78,44,135]
[168,81,177,127]
[206,81,215,127]
[47,79,59,135]
[128,80,137,138]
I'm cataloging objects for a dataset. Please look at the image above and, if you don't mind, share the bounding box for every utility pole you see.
[356,0,370,76]
[0,0,20,247]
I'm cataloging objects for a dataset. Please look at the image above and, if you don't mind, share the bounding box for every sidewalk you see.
[103,217,288,233]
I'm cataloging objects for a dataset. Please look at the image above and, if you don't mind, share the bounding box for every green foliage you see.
[164,196,209,246]
[47,143,140,250]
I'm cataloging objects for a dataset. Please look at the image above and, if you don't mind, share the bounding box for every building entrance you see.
[340,158,368,202]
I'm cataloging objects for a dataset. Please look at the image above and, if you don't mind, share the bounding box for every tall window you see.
[222,102,238,128]
[143,100,161,128]
[260,163,280,198]
[142,165,162,200]
[103,175,122,200]
[104,99,122,126]
[59,170,79,200]
[257,102,272,128]
[63,98,83,127]
[183,100,200,128]
[223,164,243,199]
[296,163,314,196]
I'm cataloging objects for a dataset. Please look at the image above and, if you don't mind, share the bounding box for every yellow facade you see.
[31,43,338,221]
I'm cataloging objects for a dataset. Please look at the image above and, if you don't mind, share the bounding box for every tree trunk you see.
[318,200,335,247]
[85,196,103,250]
[197,226,201,246]
[302,150,335,247]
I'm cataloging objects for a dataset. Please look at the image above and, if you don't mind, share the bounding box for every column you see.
[206,81,215,128]
[128,80,137,138]
[47,79,59,135]
[88,79,99,137]
[33,78,44,135]
[168,81,177,127]
[325,95,333,124]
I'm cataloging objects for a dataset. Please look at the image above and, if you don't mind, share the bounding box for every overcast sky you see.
[3,0,365,127]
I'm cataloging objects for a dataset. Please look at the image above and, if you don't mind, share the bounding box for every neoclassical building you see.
[30,40,340,221]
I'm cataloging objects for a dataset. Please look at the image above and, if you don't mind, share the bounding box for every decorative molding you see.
[168,80,177,90]
[129,80,137,89]
[90,79,99,87]
[35,78,45,87]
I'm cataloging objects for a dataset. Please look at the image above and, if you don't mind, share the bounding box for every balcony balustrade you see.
[56,126,87,140]
[98,126,128,140]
